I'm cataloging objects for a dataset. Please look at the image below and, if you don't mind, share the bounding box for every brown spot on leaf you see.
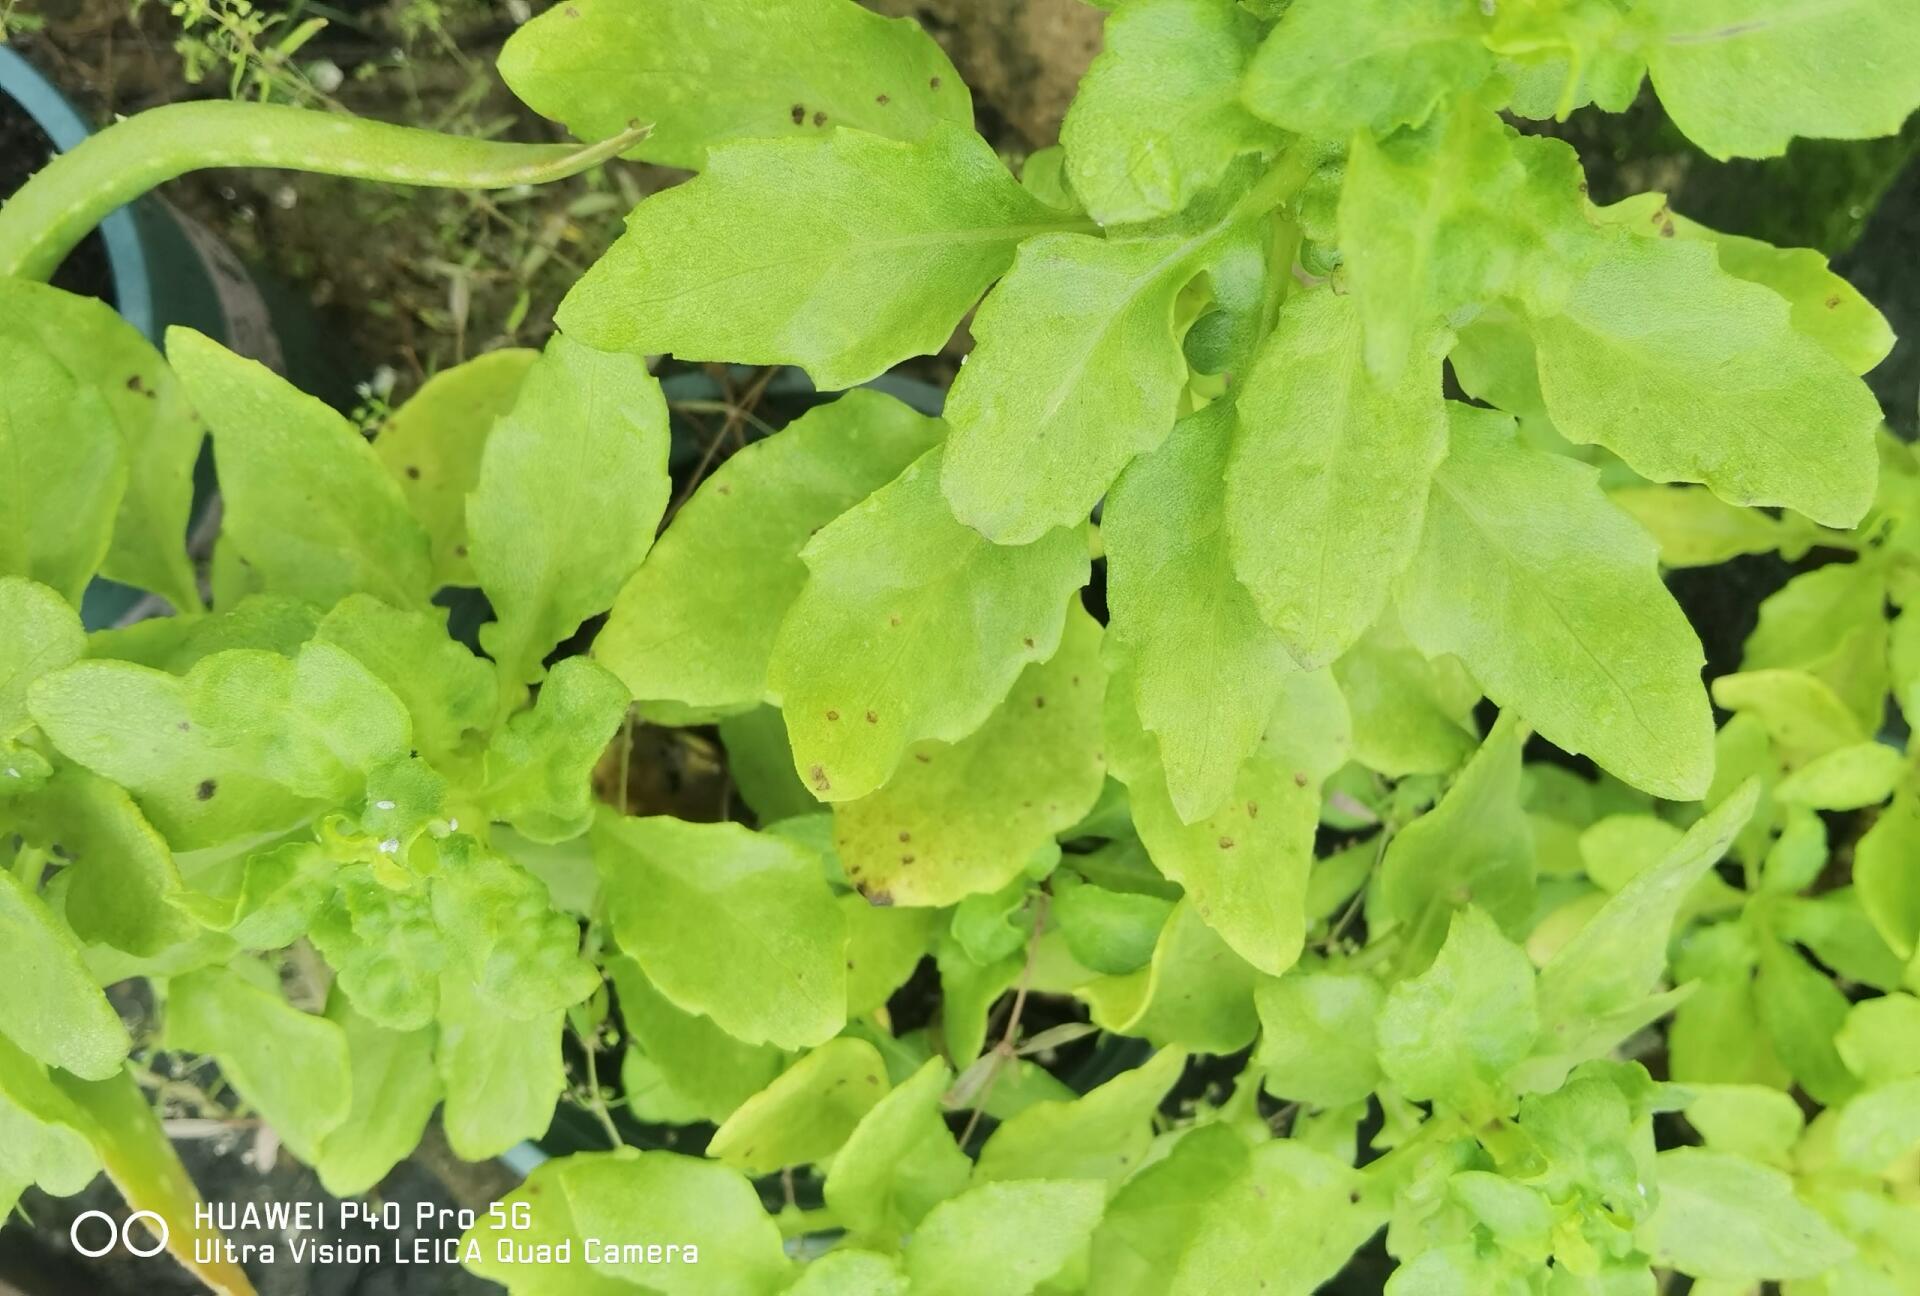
[405,465,421,480]
[930,76,942,89]
[826,709,840,721]
[1218,835,1235,849]
[717,483,732,495]
[888,614,902,627]
[1659,219,1676,238]
[454,544,468,558]
[1247,800,1259,817]
[876,93,890,105]
[1292,771,1308,787]
[898,830,911,843]
[1023,636,1035,648]
[866,889,895,907]
[900,853,916,865]
[915,753,931,764]
[813,110,828,126]
[791,103,806,125]
[1826,294,1843,309]
[809,764,831,791]
[196,779,217,801]
[177,721,191,732]
[865,710,878,724]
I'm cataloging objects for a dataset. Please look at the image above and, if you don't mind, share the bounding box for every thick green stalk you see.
[0,101,650,281]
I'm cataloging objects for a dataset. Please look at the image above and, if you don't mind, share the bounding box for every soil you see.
[0,83,114,304]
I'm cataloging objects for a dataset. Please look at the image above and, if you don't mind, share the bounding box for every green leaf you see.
[1755,935,1857,1107]
[479,656,628,843]
[905,1179,1106,1296]
[594,815,847,1048]
[1394,405,1714,800]
[166,327,431,608]
[1053,872,1173,975]
[166,964,351,1163]
[1379,907,1537,1117]
[833,604,1106,906]
[1104,400,1292,820]
[1079,898,1260,1052]
[482,1149,793,1295]
[1773,741,1905,810]
[435,973,566,1160]
[940,204,1251,542]
[1060,0,1279,226]
[709,1036,889,1175]
[1711,669,1865,765]
[597,390,943,719]
[0,326,125,604]
[1376,712,1534,964]
[0,576,83,740]
[786,1252,908,1296]
[1333,611,1480,779]
[1682,1084,1805,1165]
[560,126,1055,391]
[12,765,194,956]
[1255,970,1385,1109]
[1527,236,1882,529]
[1700,226,1895,377]
[977,1047,1185,1184]
[1607,485,1796,568]
[842,895,934,1018]
[310,866,442,1029]
[371,348,537,587]
[87,594,321,673]
[1836,993,1920,1085]
[720,708,821,824]
[1227,289,1448,668]
[0,1034,99,1196]
[311,989,440,1198]
[768,446,1088,802]
[1641,1147,1853,1280]
[1640,0,1920,160]
[825,1057,971,1243]
[1240,0,1492,138]
[431,843,598,1017]
[607,954,786,1123]
[1531,782,1757,1066]
[1741,557,1890,731]
[0,281,202,609]
[313,594,495,767]
[470,334,669,688]
[1088,1122,1376,1296]
[499,0,971,171]
[1111,665,1346,975]
[1336,104,1580,378]
[1857,784,1920,959]
[0,869,129,1078]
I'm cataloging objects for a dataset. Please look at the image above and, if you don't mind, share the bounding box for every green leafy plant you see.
[3,0,1920,1292]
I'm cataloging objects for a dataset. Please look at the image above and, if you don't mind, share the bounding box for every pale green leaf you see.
[312,989,440,1198]
[435,973,566,1160]
[977,1047,1185,1184]
[1703,226,1895,376]
[607,954,786,1124]
[372,348,537,587]
[560,126,1055,391]
[1528,236,1882,528]
[1078,898,1260,1052]
[594,815,847,1048]
[1682,1084,1805,1165]
[785,1251,908,1296]
[166,327,430,608]
[0,1034,99,1196]
[1641,0,1920,159]
[0,869,130,1080]
[0,327,125,604]
[1711,669,1865,765]
[1333,611,1480,780]
[499,0,971,170]
[842,895,935,1018]
[940,212,1239,543]
[470,334,669,688]
[709,1037,888,1175]
[479,656,629,843]
[0,280,201,609]
[1376,712,1534,964]
[1240,0,1492,138]
[1255,971,1385,1109]
[1773,742,1905,810]
[431,843,598,1017]
[832,604,1106,906]
[905,1179,1106,1296]
[1836,993,1920,1086]
[313,594,495,767]
[1857,785,1920,959]
[1060,0,1280,226]
[1607,485,1794,568]
[825,1057,971,1243]
[1104,400,1291,820]
[597,389,942,719]
[1379,907,1538,1117]
[0,577,83,738]
[1394,405,1713,800]
[1755,936,1857,1106]
[1641,1147,1853,1279]
[768,446,1088,801]
[166,964,351,1163]
[1227,289,1448,667]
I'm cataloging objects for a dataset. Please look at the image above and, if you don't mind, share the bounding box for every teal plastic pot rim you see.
[0,45,157,341]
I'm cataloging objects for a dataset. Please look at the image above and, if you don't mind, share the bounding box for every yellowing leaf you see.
[709,1036,889,1175]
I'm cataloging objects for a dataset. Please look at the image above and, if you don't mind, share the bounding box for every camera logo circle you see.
[70,1209,168,1258]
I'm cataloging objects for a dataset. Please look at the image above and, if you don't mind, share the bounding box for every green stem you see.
[0,101,652,281]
